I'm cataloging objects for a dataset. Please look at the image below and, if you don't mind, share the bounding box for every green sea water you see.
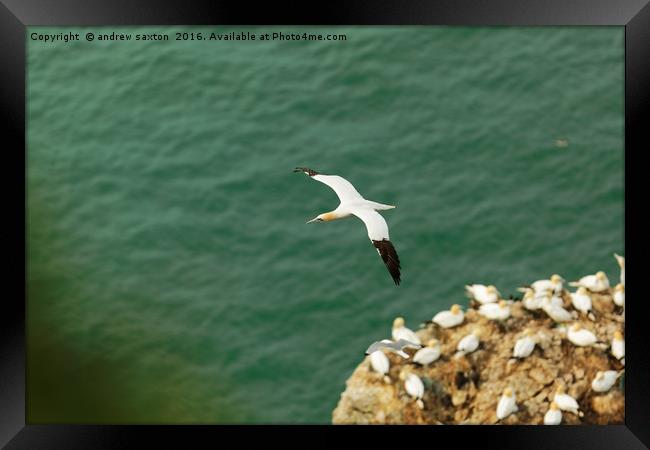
[27,26,624,424]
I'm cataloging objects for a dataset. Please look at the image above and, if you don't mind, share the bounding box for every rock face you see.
[332,290,625,425]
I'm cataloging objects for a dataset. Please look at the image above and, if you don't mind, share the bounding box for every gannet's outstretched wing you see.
[351,208,401,285]
[294,167,364,202]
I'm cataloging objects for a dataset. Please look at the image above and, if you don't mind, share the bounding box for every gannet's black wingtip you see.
[373,239,401,286]
[294,167,318,176]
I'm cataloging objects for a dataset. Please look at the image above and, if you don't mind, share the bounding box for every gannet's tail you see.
[365,200,396,211]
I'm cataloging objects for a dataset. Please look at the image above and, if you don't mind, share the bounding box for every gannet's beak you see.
[306,218,319,224]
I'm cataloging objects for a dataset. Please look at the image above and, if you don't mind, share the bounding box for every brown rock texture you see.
[332,289,625,425]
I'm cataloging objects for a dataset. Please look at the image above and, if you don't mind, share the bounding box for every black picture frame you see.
[1,1,648,447]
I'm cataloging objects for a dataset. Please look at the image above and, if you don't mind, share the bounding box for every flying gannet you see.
[365,339,422,359]
[294,167,401,285]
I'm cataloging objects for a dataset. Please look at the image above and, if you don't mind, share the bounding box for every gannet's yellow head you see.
[615,284,624,292]
[307,212,336,223]
[549,401,559,411]
[577,287,588,295]
[451,304,461,315]
[488,285,497,294]
[523,290,534,300]
[614,330,623,341]
[427,339,438,347]
[596,271,607,281]
[498,300,507,308]
[523,328,534,337]
[570,322,581,332]
[556,385,565,395]
[393,317,405,329]
[472,328,482,337]
[551,274,563,284]
[615,253,625,268]
[503,387,514,397]
[595,371,604,381]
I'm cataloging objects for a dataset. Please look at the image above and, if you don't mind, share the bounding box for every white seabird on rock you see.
[369,351,391,383]
[614,253,624,286]
[521,288,544,311]
[553,386,583,416]
[567,322,598,347]
[542,294,573,322]
[611,330,625,364]
[478,300,511,320]
[544,402,562,425]
[465,284,500,304]
[513,329,536,359]
[569,271,610,292]
[496,387,518,420]
[455,330,481,358]
[400,370,425,409]
[591,370,623,393]
[570,287,593,317]
[613,284,625,308]
[413,339,441,366]
[519,274,564,295]
[432,304,464,328]
[392,317,421,345]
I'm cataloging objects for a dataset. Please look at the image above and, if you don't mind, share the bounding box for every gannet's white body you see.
[544,402,562,425]
[567,323,597,347]
[519,274,564,295]
[401,371,425,409]
[479,300,511,320]
[542,296,573,322]
[432,304,464,328]
[513,331,536,359]
[569,271,609,292]
[614,253,625,286]
[496,388,518,420]
[465,284,500,304]
[295,167,401,285]
[392,317,421,345]
[613,284,625,307]
[611,331,625,364]
[455,331,480,358]
[369,351,390,382]
[413,340,441,366]
[591,370,622,393]
[571,287,593,315]
[554,388,582,416]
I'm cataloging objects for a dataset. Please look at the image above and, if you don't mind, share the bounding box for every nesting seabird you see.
[614,253,624,286]
[465,284,500,304]
[392,317,421,345]
[553,386,583,416]
[432,304,464,328]
[519,274,564,295]
[570,287,594,320]
[365,339,422,359]
[294,167,401,285]
[412,339,441,366]
[496,387,518,421]
[513,329,536,359]
[368,350,391,383]
[569,271,609,292]
[611,331,625,364]
[400,369,425,409]
[455,329,481,358]
[543,402,562,425]
[478,300,511,321]
[541,294,573,322]
[613,284,625,308]
[522,289,543,311]
[567,322,598,347]
[591,370,623,393]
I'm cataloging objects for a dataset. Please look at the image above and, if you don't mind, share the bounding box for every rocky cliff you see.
[332,287,625,425]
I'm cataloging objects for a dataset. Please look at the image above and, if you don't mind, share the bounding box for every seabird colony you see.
[361,253,625,423]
